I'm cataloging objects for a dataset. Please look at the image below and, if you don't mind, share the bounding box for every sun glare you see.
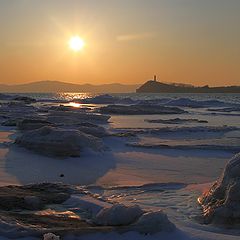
[69,36,85,51]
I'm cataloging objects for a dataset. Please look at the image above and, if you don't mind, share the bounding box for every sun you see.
[69,36,85,52]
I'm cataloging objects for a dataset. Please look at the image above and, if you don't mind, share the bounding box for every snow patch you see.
[132,210,176,234]
[94,204,144,226]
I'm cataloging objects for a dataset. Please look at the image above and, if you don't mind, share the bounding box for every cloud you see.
[116,32,155,42]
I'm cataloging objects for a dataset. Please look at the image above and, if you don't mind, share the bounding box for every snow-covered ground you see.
[0,93,240,239]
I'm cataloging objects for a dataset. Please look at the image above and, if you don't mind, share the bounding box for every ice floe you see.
[132,210,176,234]
[145,118,208,124]
[47,111,110,125]
[94,204,144,226]
[80,94,135,104]
[99,104,186,115]
[15,126,105,157]
[17,118,54,131]
[165,98,238,108]
[78,122,108,137]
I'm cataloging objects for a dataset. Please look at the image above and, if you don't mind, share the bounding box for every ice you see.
[100,104,186,115]
[0,93,13,100]
[15,126,105,157]
[199,153,240,225]
[138,98,172,105]
[78,123,108,137]
[13,96,36,104]
[0,94,37,103]
[17,119,53,131]
[1,119,19,127]
[165,98,238,108]
[43,233,60,240]
[94,204,144,226]
[0,93,240,239]
[145,118,208,124]
[47,111,110,125]
[208,107,240,113]
[63,194,111,217]
[23,196,42,210]
[117,126,238,136]
[132,210,176,234]
[80,94,134,104]
[128,142,240,153]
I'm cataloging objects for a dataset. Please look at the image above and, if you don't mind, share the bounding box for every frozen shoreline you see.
[0,93,240,239]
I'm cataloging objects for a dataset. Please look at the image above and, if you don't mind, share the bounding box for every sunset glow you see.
[0,1,239,86]
[69,36,85,52]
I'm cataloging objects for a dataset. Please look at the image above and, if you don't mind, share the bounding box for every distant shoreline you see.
[136,80,240,93]
[1,80,240,93]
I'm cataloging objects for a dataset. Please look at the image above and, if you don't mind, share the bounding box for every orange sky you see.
[0,0,239,86]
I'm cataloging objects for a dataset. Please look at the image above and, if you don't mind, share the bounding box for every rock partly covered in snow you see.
[199,152,240,225]
[99,104,186,115]
[94,204,144,226]
[15,126,105,157]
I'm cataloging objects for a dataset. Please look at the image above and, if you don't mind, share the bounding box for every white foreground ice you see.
[15,126,105,157]
[0,94,240,239]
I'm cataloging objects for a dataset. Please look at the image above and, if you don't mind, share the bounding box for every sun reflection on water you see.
[58,93,95,101]
[68,102,81,108]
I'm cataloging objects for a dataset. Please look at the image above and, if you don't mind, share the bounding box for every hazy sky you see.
[0,0,239,86]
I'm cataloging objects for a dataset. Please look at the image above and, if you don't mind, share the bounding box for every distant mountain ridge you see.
[136,80,240,93]
[0,80,140,93]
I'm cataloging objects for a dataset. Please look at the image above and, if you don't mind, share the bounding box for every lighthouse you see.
[153,75,157,82]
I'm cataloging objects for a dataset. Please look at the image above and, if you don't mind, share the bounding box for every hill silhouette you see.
[0,80,140,93]
[136,80,240,93]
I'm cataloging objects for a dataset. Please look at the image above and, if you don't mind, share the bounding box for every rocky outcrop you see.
[199,153,240,225]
